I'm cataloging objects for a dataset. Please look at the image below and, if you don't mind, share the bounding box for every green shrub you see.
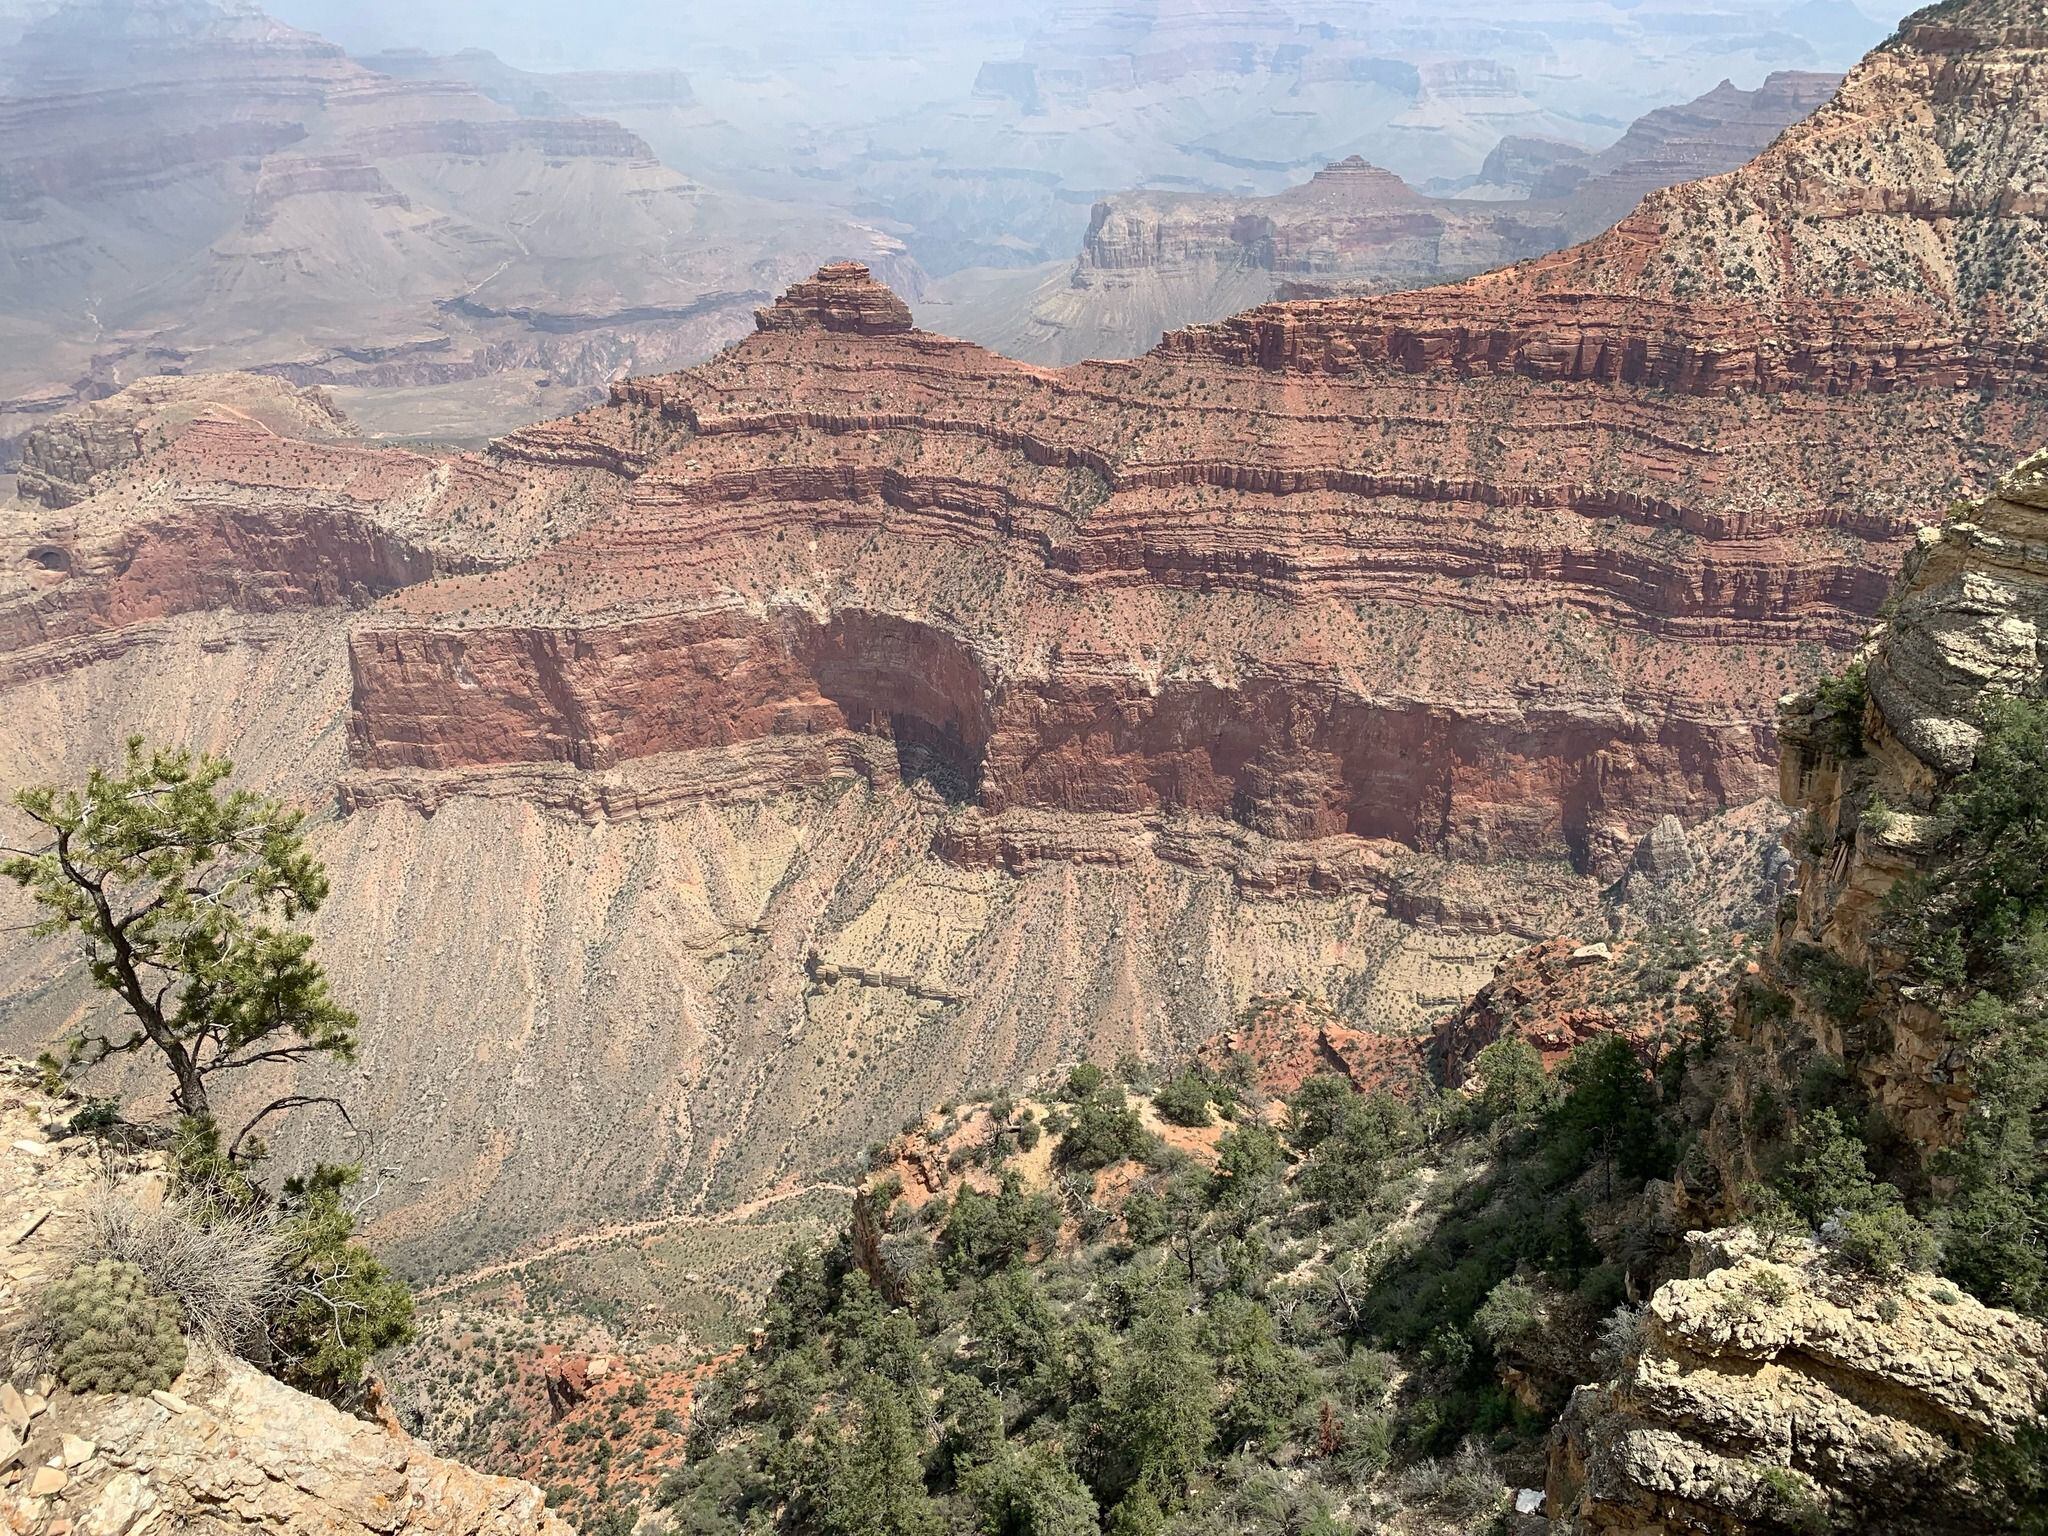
[40,1259,188,1395]
[1472,1277,1541,1349]
[1835,1198,1938,1282]
[1063,1064,1107,1101]
[1814,662,1868,758]
[1285,1075,1353,1150]
[1152,1072,1214,1128]
[1471,1037,1547,1125]
[1757,1465,1830,1536]
[1745,1267,1793,1306]
[1782,944,1871,1028]
[268,1165,415,1399]
[1057,1092,1149,1172]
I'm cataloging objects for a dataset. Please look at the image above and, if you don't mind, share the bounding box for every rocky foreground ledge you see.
[0,1069,572,1536]
[1550,1228,2048,1534]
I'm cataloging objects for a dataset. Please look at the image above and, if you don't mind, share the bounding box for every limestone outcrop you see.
[1549,1229,2048,1534]
[0,1067,572,1536]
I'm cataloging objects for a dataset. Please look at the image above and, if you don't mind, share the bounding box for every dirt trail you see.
[418,1181,857,1301]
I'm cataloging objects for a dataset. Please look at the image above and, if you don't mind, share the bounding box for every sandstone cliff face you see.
[324,5,2048,886]
[1549,1229,2048,1535]
[348,257,2036,883]
[0,1069,572,1536]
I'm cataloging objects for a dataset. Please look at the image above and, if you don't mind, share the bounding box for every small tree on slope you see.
[3,738,411,1400]
[2,736,357,1163]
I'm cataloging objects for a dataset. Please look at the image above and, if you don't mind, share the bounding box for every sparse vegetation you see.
[1813,661,1869,759]
[642,1032,1714,1534]
[3,741,414,1403]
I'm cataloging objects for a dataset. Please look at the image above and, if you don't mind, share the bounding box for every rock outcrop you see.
[1549,1228,2048,1534]
[1074,153,1566,293]
[1198,993,1431,1100]
[1162,3,2048,393]
[14,374,356,510]
[754,263,915,337]
[1766,448,2048,1156]
[338,2,2048,874]
[0,1067,572,1536]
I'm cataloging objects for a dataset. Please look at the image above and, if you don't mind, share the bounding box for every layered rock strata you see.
[1509,72,1843,221]
[14,374,357,511]
[935,72,1841,364]
[3,1,2048,1269]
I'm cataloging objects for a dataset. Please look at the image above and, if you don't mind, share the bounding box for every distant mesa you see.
[755,262,916,337]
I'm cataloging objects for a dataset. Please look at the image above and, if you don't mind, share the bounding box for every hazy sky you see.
[262,0,1888,75]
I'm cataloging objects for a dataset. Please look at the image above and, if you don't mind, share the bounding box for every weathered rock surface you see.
[1510,73,1843,221]
[0,1355,575,1535]
[1549,1229,2048,1534]
[1433,927,1757,1087]
[1769,447,2048,1155]
[0,1067,572,1536]
[1198,992,1431,1100]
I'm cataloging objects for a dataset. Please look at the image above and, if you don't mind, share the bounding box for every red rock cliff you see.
[338,0,2048,873]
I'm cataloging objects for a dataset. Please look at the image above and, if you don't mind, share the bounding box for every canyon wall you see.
[0,0,903,456]
[1,1,2046,1274]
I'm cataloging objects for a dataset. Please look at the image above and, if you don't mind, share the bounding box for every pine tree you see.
[3,738,356,1160]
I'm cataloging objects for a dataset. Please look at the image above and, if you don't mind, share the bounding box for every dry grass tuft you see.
[80,1184,288,1355]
